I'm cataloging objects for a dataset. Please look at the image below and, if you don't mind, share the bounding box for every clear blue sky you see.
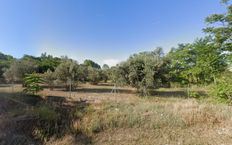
[0,0,226,66]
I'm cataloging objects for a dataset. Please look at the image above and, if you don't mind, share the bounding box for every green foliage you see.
[111,48,169,96]
[78,64,88,82]
[100,69,109,83]
[109,62,129,87]
[209,71,232,103]
[204,1,232,52]
[38,53,61,73]
[23,73,44,95]
[34,104,58,121]
[0,52,14,80]
[55,58,79,90]
[128,48,169,95]
[84,59,101,69]
[102,64,110,70]
[4,59,38,83]
[87,67,101,85]
[167,37,227,86]
[188,90,201,99]
[43,69,56,90]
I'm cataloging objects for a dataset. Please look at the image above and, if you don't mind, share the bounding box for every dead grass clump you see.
[46,135,76,145]
[75,101,185,135]
[171,99,232,126]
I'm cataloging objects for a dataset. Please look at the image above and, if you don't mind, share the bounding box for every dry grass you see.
[1,84,232,145]
[71,98,232,145]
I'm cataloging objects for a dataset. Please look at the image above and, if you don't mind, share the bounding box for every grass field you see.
[1,84,232,145]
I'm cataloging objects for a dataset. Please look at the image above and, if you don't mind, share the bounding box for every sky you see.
[0,0,226,66]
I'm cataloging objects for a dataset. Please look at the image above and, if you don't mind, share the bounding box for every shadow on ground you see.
[150,90,208,98]
[75,87,135,94]
[0,91,92,145]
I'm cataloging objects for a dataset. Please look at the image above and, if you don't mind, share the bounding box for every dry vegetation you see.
[1,84,232,145]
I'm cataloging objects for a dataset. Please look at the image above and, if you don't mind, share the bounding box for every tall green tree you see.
[167,37,227,86]
[204,0,232,61]
[38,53,61,73]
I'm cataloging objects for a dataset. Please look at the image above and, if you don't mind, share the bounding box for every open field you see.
[1,84,232,145]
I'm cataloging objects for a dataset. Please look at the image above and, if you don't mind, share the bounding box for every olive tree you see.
[87,67,101,85]
[3,59,37,84]
[55,58,79,90]
[112,48,168,96]
[126,49,168,96]
[43,69,56,90]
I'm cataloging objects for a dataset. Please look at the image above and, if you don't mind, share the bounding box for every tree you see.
[112,48,168,96]
[87,67,101,85]
[55,58,79,90]
[102,64,110,70]
[191,38,227,84]
[100,69,109,83]
[43,69,56,90]
[23,73,44,95]
[109,63,129,87]
[204,0,232,61]
[209,70,232,103]
[78,64,88,82]
[0,52,14,81]
[126,48,168,95]
[83,59,101,69]
[167,37,227,86]
[4,59,38,84]
[38,53,61,73]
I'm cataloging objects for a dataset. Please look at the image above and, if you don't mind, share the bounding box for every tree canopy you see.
[83,59,101,69]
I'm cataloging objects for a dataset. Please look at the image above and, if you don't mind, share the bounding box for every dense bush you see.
[209,72,232,103]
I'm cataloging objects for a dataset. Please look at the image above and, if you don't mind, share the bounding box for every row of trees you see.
[1,0,232,98]
[2,56,110,91]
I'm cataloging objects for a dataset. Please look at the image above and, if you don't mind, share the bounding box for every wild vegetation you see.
[1,0,232,145]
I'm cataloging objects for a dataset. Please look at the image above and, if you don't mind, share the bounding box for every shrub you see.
[23,73,44,95]
[188,90,200,99]
[34,105,58,121]
[209,72,232,103]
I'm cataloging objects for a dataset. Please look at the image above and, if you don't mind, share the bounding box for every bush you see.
[34,105,59,121]
[209,73,232,103]
[188,90,200,99]
[23,73,44,95]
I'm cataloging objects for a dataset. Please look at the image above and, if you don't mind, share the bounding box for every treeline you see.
[1,1,232,101]
[0,53,110,89]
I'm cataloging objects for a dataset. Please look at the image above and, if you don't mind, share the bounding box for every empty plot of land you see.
[0,84,232,145]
